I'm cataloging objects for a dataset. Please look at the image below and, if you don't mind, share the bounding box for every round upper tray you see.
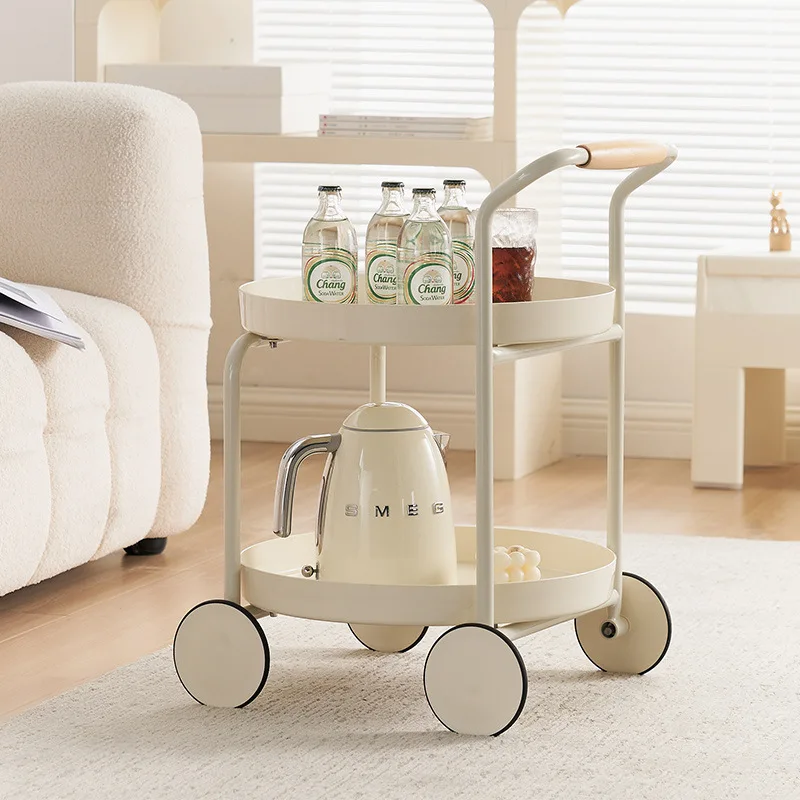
[241,526,615,627]
[239,277,615,346]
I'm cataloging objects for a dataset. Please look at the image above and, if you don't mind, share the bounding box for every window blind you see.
[562,0,800,309]
[253,0,494,276]
[255,0,800,311]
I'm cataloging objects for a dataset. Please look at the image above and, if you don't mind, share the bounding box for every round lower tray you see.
[241,526,615,627]
[239,277,615,346]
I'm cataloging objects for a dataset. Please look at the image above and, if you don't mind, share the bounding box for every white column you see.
[483,0,565,479]
[159,0,255,394]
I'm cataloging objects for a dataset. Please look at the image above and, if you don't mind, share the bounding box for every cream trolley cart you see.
[173,140,677,736]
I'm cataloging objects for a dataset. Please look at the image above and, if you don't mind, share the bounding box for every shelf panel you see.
[239,276,615,347]
[493,324,622,363]
[241,527,615,627]
[202,133,514,176]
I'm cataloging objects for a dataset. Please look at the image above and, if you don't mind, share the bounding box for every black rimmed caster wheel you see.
[124,537,167,556]
[348,624,428,653]
[575,572,672,675]
[173,600,270,707]
[423,623,528,736]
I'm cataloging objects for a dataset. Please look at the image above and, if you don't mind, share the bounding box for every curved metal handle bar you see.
[608,145,678,322]
[473,147,589,627]
[473,144,677,628]
[604,145,677,625]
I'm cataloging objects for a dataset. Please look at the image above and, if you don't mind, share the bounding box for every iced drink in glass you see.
[490,208,537,303]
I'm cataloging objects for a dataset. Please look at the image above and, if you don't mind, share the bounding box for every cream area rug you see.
[1,532,798,800]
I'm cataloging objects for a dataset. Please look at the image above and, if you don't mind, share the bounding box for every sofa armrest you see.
[0,82,210,334]
[0,82,211,535]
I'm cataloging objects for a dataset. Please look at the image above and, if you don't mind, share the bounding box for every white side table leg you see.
[692,365,745,489]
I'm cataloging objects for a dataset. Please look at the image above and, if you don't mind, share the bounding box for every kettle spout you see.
[432,431,451,468]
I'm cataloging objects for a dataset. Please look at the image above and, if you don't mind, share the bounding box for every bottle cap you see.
[381,181,404,188]
[443,179,466,187]
[412,188,436,195]
[318,185,342,192]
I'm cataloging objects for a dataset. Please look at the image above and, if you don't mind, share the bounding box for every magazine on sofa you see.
[0,277,85,350]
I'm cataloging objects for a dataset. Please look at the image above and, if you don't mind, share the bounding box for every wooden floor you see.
[1,441,798,720]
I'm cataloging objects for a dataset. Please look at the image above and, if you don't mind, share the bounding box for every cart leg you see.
[605,334,627,633]
[475,208,495,628]
[224,332,265,603]
[602,160,678,634]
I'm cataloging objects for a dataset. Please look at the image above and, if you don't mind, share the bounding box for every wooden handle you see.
[577,140,671,170]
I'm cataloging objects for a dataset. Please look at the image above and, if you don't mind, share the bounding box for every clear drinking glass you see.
[491,208,538,303]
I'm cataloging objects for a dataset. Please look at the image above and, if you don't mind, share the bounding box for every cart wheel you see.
[575,572,671,675]
[423,623,527,736]
[173,600,270,707]
[348,624,428,653]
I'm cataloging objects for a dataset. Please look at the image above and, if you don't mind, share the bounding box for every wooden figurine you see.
[770,190,792,252]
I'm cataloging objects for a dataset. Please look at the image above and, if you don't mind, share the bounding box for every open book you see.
[0,277,85,350]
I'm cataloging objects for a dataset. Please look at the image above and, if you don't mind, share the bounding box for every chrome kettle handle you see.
[273,434,341,538]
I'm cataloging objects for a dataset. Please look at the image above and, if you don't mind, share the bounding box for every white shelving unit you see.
[75,0,566,186]
[201,134,516,179]
[75,0,577,479]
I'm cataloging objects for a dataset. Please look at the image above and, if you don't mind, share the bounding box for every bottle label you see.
[402,253,453,305]
[452,237,475,304]
[366,240,397,303]
[303,248,357,304]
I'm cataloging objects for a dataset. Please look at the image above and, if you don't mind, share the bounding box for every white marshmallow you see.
[494,551,512,570]
[492,545,543,582]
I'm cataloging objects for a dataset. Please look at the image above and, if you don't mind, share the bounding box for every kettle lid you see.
[342,402,429,432]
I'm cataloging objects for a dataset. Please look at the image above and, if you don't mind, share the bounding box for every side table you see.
[692,249,800,488]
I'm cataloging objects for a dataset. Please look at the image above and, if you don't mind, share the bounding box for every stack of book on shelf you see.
[318,114,492,140]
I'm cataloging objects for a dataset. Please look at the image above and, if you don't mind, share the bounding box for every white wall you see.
[565,314,694,405]
[563,313,800,461]
[0,0,73,82]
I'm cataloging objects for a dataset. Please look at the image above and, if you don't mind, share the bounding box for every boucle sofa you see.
[0,82,211,596]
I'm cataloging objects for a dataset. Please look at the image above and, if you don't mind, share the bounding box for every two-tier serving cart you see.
[172,140,677,736]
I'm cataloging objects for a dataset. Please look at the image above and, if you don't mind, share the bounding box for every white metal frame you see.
[222,142,677,642]
[473,144,676,632]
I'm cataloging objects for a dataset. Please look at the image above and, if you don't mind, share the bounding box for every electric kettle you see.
[273,402,457,585]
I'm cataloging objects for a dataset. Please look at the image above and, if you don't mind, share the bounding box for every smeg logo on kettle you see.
[343,503,446,518]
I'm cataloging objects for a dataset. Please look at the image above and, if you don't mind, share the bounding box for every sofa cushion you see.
[3,315,111,584]
[0,288,161,591]
[49,288,161,559]
[0,335,50,595]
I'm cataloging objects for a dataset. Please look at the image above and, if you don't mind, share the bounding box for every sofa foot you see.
[124,537,167,556]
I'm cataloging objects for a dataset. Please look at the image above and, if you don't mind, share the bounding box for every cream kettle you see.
[273,402,457,585]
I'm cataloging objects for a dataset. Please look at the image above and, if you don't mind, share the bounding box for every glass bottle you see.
[437,179,475,304]
[396,188,453,306]
[302,185,358,304]
[365,181,409,304]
